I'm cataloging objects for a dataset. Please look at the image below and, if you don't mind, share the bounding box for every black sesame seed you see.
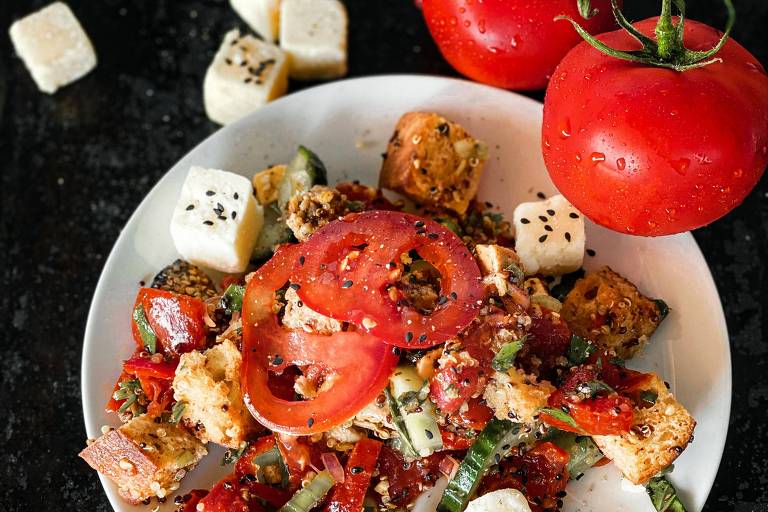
[569,212,579,219]
[289,283,301,290]
[494,453,501,463]
[392,346,402,356]
[437,123,449,135]
[414,220,425,228]
[299,256,305,265]
[450,292,458,300]
[405,332,414,342]
[420,168,428,175]
[419,334,427,342]
[206,190,215,196]
[186,204,195,211]
[546,209,556,216]
[520,218,530,224]
[427,233,439,239]
[437,295,448,305]
[272,355,283,365]
[538,215,548,222]
[218,215,227,221]
[244,77,252,84]
[544,225,553,232]
[416,228,426,235]
[234,192,239,200]
[539,234,548,243]
[425,429,434,439]
[203,220,214,226]
[350,466,364,475]
[307,417,314,427]
[225,58,233,65]
[341,280,354,289]
[565,232,571,242]
[231,211,237,220]
[587,249,597,257]
[537,192,546,199]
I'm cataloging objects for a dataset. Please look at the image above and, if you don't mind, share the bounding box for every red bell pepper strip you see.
[323,438,383,512]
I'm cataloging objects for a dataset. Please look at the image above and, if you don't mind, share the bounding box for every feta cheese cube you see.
[9,2,97,94]
[230,0,281,41]
[171,166,264,273]
[513,194,585,276]
[203,29,288,125]
[279,0,347,80]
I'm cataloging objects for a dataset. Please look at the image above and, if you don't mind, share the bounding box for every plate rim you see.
[80,74,732,511]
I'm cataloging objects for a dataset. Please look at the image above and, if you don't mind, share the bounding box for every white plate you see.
[81,75,731,512]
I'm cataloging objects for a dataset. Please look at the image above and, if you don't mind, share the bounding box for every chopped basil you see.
[433,217,463,236]
[567,335,596,365]
[503,262,525,285]
[170,401,186,424]
[220,284,246,313]
[132,304,157,354]
[221,442,249,466]
[575,380,615,399]
[538,407,584,433]
[113,379,143,414]
[654,299,670,321]
[647,475,687,512]
[549,268,585,302]
[640,390,659,405]
[347,200,365,212]
[492,336,526,372]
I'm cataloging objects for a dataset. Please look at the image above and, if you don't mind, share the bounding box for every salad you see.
[81,112,694,512]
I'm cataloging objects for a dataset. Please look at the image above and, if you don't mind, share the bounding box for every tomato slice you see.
[377,446,443,507]
[439,428,476,451]
[323,438,382,512]
[294,211,483,348]
[132,288,207,356]
[242,244,399,435]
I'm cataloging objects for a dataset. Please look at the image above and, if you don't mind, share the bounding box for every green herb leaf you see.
[538,407,584,433]
[647,475,688,512]
[132,304,157,354]
[492,337,526,372]
[170,401,186,424]
[576,380,616,398]
[503,262,525,286]
[434,217,463,236]
[114,379,143,414]
[220,284,246,313]
[221,442,249,466]
[549,269,585,302]
[655,299,670,321]
[640,390,659,406]
[567,335,596,365]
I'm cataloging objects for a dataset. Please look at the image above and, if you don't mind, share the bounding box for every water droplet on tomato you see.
[590,152,606,164]
[721,186,731,194]
[647,220,657,229]
[489,46,502,54]
[510,35,521,48]
[464,19,471,27]
[616,158,626,170]
[458,6,466,13]
[449,16,457,25]
[746,61,765,74]
[575,152,582,162]
[559,118,571,139]
[670,158,690,176]
[543,137,551,149]
[733,169,743,178]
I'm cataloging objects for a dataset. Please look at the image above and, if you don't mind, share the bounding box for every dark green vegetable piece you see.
[491,336,526,372]
[113,379,143,414]
[655,299,670,321]
[220,284,246,313]
[549,268,585,302]
[438,419,537,512]
[221,442,249,466]
[567,334,596,365]
[550,431,604,479]
[384,388,419,460]
[647,475,688,512]
[170,401,186,424]
[132,304,157,354]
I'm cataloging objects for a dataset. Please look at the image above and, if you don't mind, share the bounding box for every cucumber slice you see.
[251,205,296,262]
[277,146,328,210]
[279,470,335,512]
[438,419,538,512]
[384,388,419,460]
[389,365,443,457]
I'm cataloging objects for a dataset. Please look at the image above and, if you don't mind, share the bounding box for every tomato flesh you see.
[242,244,399,435]
[542,18,768,235]
[422,0,618,90]
[377,446,443,507]
[132,288,207,356]
[294,211,483,348]
[323,438,382,512]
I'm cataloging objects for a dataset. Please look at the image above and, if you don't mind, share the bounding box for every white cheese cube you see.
[203,29,288,125]
[171,166,264,273]
[279,0,347,80]
[465,489,532,512]
[231,0,281,41]
[9,2,97,94]
[513,194,585,276]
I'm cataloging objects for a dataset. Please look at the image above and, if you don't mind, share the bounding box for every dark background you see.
[1,0,766,510]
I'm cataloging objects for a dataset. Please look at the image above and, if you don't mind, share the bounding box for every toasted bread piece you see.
[475,244,523,297]
[173,339,260,448]
[79,414,206,504]
[283,287,342,335]
[379,112,487,215]
[593,373,695,484]
[561,267,664,359]
[252,164,287,205]
[286,185,348,241]
[484,368,555,424]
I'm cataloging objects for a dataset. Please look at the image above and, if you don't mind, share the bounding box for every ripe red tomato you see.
[131,288,207,356]
[422,0,618,90]
[241,244,398,435]
[543,18,768,235]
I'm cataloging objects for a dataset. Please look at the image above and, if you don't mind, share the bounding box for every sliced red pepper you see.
[323,437,382,512]
[242,244,398,435]
[131,288,207,356]
[294,211,483,348]
[276,433,326,490]
[236,436,278,477]
[122,356,178,380]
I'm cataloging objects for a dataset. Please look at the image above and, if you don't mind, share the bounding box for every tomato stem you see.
[560,0,735,71]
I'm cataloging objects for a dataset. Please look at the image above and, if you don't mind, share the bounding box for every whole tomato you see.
[422,0,619,90]
[542,17,768,236]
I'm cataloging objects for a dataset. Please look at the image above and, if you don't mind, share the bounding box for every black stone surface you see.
[0,1,766,511]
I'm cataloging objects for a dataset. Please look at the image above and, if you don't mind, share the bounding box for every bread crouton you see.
[173,339,260,448]
[253,164,286,205]
[79,414,206,504]
[593,373,695,484]
[561,267,665,359]
[475,244,523,296]
[352,397,398,440]
[379,112,487,215]
[282,287,342,334]
[286,185,349,241]
[483,368,555,424]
